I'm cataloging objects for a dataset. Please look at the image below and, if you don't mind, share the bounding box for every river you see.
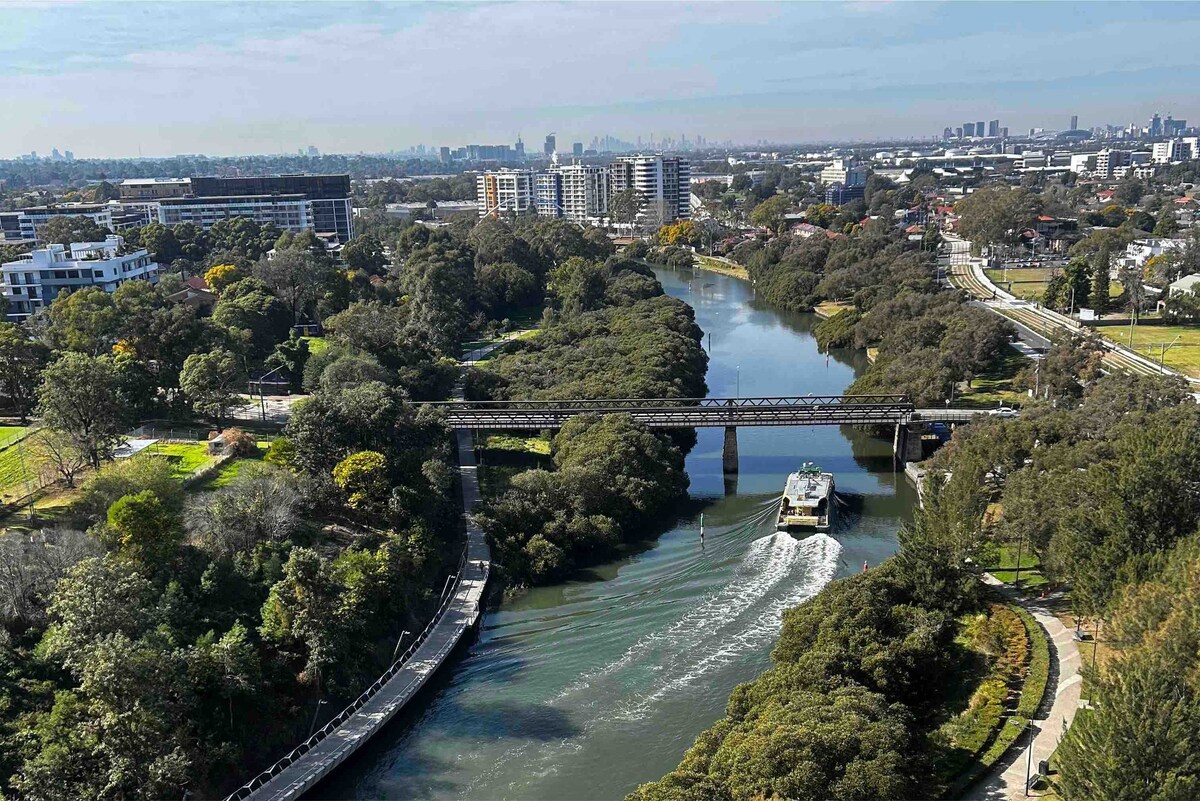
[317,265,918,800]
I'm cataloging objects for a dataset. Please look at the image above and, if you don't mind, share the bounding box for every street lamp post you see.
[392,629,412,662]
[308,698,328,738]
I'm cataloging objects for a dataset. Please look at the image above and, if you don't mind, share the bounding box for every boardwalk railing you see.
[225,545,470,801]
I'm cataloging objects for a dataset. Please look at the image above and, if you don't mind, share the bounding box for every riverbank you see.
[694,253,751,281]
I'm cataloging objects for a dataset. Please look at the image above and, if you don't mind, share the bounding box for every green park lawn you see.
[989,545,1049,591]
[1101,323,1200,377]
[954,345,1028,408]
[150,441,219,480]
[189,442,271,491]
[984,268,1123,302]
[0,441,37,502]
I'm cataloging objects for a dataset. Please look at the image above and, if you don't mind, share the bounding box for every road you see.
[941,236,1182,380]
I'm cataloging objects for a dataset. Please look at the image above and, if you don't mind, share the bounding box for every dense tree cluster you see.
[478,414,687,584]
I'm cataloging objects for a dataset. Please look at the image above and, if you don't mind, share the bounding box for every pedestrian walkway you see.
[962,575,1084,801]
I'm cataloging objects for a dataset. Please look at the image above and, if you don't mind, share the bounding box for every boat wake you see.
[460,530,842,795]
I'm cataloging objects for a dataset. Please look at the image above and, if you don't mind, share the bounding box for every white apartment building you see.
[819,158,868,187]
[1152,139,1197,164]
[557,164,609,223]
[609,155,691,224]
[157,194,313,231]
[118,177,192,200]
[1095,149,1132,178]
[533,172,563,218]
[476,170,535,216]
[2,235,158,321]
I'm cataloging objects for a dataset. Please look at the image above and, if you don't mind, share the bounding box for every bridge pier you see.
[722,426,739,475]
[893,423,925,468]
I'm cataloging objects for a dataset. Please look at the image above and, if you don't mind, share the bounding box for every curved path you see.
[229,337,516,801]
[962,576,1084,800]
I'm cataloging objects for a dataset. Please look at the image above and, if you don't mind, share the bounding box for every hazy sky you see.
[3,1,1199,158]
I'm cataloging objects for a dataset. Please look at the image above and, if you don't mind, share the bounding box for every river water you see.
[319,266,917,801]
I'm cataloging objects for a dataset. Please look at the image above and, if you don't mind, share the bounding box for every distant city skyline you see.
[3,1,1199,159]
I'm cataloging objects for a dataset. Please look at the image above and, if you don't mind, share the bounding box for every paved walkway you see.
[962,575,1084,801]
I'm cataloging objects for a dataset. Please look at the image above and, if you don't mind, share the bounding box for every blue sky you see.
[2,1,1199,158]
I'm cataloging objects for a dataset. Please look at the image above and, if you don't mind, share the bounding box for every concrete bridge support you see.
[893,423,925,468]
[723,426,739,474]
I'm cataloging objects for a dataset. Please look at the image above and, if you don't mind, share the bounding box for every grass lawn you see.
[989,544,1050,591]
[0,426,27,445]
[984,268,1123,302]
[695,255,750,281]
[814,300,852,319]
[189,442,271,491]
[301,336,328,356]
[0,443,37,501]
[955,345,1029,408]
[150,441,219,479]
[1101,323,1200,377]
[475,431,552,499]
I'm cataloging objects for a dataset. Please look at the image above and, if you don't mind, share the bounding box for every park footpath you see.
[963,575,1084,801]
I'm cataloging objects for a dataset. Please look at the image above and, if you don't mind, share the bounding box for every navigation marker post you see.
[699,513,704,543]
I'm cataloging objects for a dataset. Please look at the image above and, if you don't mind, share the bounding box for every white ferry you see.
[776,464,835,533]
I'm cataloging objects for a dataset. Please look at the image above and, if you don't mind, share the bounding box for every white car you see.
[989,406,1019,418]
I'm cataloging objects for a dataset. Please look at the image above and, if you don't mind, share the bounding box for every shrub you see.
[221,427,257,457]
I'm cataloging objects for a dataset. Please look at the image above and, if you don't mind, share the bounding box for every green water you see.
[319,266,917,800]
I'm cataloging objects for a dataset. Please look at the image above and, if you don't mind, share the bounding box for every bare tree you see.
[0,529,100,630]
[35,428,88,488]
[186,464,306,557]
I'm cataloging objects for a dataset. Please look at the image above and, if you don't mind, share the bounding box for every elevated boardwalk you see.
[421,395,989,430]
[227,344,501,801]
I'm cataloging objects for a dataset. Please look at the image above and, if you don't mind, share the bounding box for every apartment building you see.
[476,170,535,216]
[609,155,691,223]
[533,172,563,218]
[158,194,313,232]
[558,164,609,223]
[819,158,868,187]
[189,175,353,242]
[0,204,115,243]
[1095,149,1132,178]
[1,235,158,321]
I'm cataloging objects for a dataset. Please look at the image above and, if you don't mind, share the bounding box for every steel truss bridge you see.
[419,395,985,430]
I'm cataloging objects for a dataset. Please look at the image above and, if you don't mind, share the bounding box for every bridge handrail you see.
[420,394,913,411]
[224,544,470,801]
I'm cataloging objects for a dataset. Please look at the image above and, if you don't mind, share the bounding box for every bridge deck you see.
[419,396,987,430]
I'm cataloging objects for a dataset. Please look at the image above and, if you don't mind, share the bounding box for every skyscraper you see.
[975,121,985,138]
[963,122,976,137]
[572,142,583,157]
[1070,114,1079,131]
[987,120,1000,137]
[544,134,556,157]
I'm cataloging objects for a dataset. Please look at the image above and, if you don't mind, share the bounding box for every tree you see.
[76,455,183,521]
[187,463,304,557]
[1153,206,1180,237]
[548,256,607,313]
[1091,243,1111,314]
[211,277,292,360]
[180,347,245,423]
[259,547,345,686]
[252,248,336,323]
[34,428,88,488]
[954,186,1042,249]
[37,353,126,469]
[138,222,181,263]
[804,202,838,229]
[45,287,120,355]
[341,234,387,275]
[204,263,243,293]
[1113,173,1146,206]
[609,188,644,232]
[36,215,112,247]
[0,322,48,422]
[208,218,278,261]
[750,195,792,235]
[332,451,389,512]
[101,490,183,566]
